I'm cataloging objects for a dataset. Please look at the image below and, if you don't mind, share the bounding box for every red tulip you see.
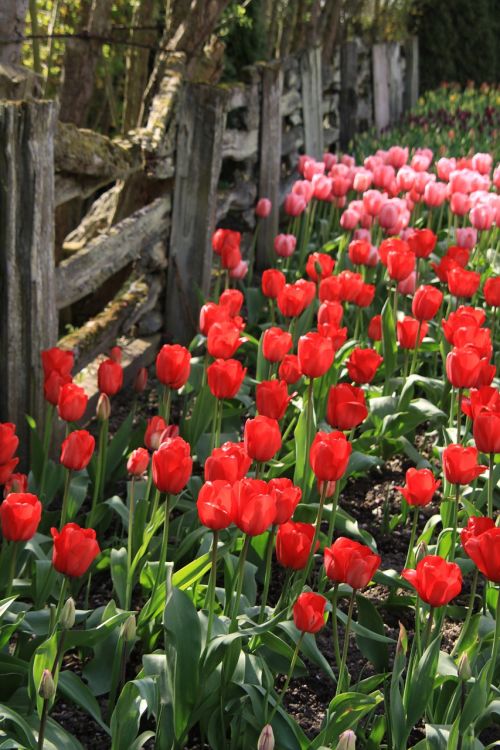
[97,358,123,397]
[396,468,440,506]
[463,527,500,582]
[268,478,302,524]
[41,347,74,379]
[60,430,95,471]
[484,277,500,307]
[51,523,100,577]
[197,480,233,530]
[402,555,462,607]
[0,492,42,541]
[473,409,500,454]
[231,478,276,536]
[298,332,334,379]
[324,537,381,589]
[261,269,286,299]
[256,379,290,421]
[244,416,282,462]
[207,359,246,399]
[453,327,492,360]
[127,448,149,477]
[306,252,335,282]
[213,229,242,270]
[348,239,371,265]
[293,592,326,633]
[44,370,72,406]
[446,346,482,388]
[379,237,410,266]
[446,245,470,267]
[199,302,231,335]
[387,248,415,281]
[397,317,428,349]
[317,300,343,328]
[219,289,244,317]
[368,314,382,341]
[431,256,460,283]
[412,285,443,321]
[144,416,167,451]
[156,344,191,389]
[442,444,487,485]
[57,383,88,422]
[319,275,342,302]
[460,516,495,548]
[279,354,302,384]
[204,441,251,483]
[277,283,309,318]
[326,384,368,430]
[442,306,485,344]
[109,346,122,363]
[353,283,375,308]
[346,347,383,384]
[152,437,192,494]
[338,270,363,303]
[407,228,437,258]
[207,321,243,359]
[3,473,28,497]
[134,367,148,393]
[262,327,293,363]
[0,423,18,465]
[276,521,318,570]
[447,267,481,299]
[0,460,20,485]
[461,386,500,421]
[310,431,352,481]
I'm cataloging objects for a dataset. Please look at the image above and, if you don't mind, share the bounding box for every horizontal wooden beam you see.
[55,196,170,309]
[55,121,143,179]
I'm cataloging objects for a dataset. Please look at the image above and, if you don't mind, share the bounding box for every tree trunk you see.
[122,0,157,132]
[168,0,231,56]
[0,0,29,65]
[292,0,307,53]
[322,0,342,63]
[306,0,322,47]
[280,0,299,58]
[59,0,114,126]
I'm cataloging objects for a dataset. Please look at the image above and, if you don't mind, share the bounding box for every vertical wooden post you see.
[300,46,324,158]
[372,43,390,133]
[0,100,58,461]
[256,61,282,270]
[387,42,403,124]
[339,41,358,151]
[165,83,227,344]
[404,36,419,111]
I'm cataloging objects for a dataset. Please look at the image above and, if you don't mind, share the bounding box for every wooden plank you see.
[256,61,282,270]
[387,42,403,124]
[404,36,419,111]
[372,43,391,133]
[339,41,358,150]
[0,100,58,461]
[300,46,324,157]
[222,128,258,161]
[55,196,170,309]
[55,122,143,179]
[165,82,228,343]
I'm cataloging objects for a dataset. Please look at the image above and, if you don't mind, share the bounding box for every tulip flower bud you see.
[415,541,428,564]
[257,724,274,750]
[396,622,408,655]
[60,597,76,630]
[121,614,137,643]
[39,669,56,700]
[336,730,356,750]
[458,653,472,681]
[96,393,111,422]
[133,367,148,393]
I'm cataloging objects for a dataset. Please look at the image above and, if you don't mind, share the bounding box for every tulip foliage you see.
[0,141,500,750]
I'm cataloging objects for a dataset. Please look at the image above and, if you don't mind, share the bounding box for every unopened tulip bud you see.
[110,346,122,363]
[96,393,111,422]
[39,669,56,700]
[257,724,274,750]
[134,367,148,393]
[396,622,408,655]
[121,614,137,643]
[60,597,76,630]
[336,730,356,750]
[458,653,472,681]
[415,541,428,564]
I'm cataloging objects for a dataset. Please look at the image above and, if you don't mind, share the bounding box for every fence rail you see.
[0,36,418,457]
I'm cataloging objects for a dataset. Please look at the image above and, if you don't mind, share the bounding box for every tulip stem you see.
[268,632,304,724]
[409,321,422,376]
[450,484,460,562]
[330,583,342,671]
[303,379,315,496]
[300,482,328,591]
[259,525,277,623]
[488,452,495,519]
[6,541,18,598]
[205,530,219,644]
[451,568,479,657]
[336,589,356,695]
[456,388,463,443]
[88,417,108,528]
[230,534,251,630]
[39,403,55,500]
[423,606,435,651]
[125,478,136,611]
[325,481,341,551]
[51,577,69,636]
[274,568,292,616]
[37,697,50,750]
[404,507,419,569]
[487,587,500,695]
[59,469,72,528]
[160,386,172,424]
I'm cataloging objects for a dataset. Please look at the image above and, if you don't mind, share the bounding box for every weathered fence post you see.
[372,43,390,133]
[165,83,227,343]
[256,61,282,270]
[404,36,419,111]
[300,46,324,158]
[339,41,358,151]
[0,100,58,461]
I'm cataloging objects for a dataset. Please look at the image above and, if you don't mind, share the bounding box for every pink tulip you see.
[423,181,447,207]
[470,204,494,231]
[274,234,296,258]
[284,193,307,216]
[340,209,360,230]
[363,190,386,217]
[255,198,272,218]
[455,227,477,249]
[472,153,492,175]
[398,271,416,295]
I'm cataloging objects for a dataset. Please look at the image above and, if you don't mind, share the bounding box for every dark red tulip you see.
[197,480,233,530]
[57,383,88,422]
[293,592,326,633]
[327,383,368,430]
[324,537,381,589]
[0,492,42,541]
[463,527,500,583]
[204,441,251,483]
[256,380,290,421]
[51,523,100,577]
[298,332,334,379]
[156,344,191,389]
[207,359,246,399]
[276,521,318,570]
[310,431,352,481]
[262,327,293,363]
[244,416,282,462]
[368,314,382,341]
[396,468,441,506]
[268,478,302,524]
[231,478,276,536]
[402,555,462,607]
[60,430,95,471]
[346,347,383,384]
[152,437,193,494]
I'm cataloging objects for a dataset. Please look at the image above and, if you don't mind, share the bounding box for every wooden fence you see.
[0,37,418,456]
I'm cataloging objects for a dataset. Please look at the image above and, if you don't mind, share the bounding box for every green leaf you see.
[105,412,134,483]
[404,633,441,733]
[460,661,490,732]
[110,547,128,609]
[110,679,155,750]
[58,671,110,734]
[172,553,211,591]
[355,594,389,671]
[30,633,58,718]
[278,621,335,682]
[182,384,215,447]
[381,298,397,380]
[0,705,37,750]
